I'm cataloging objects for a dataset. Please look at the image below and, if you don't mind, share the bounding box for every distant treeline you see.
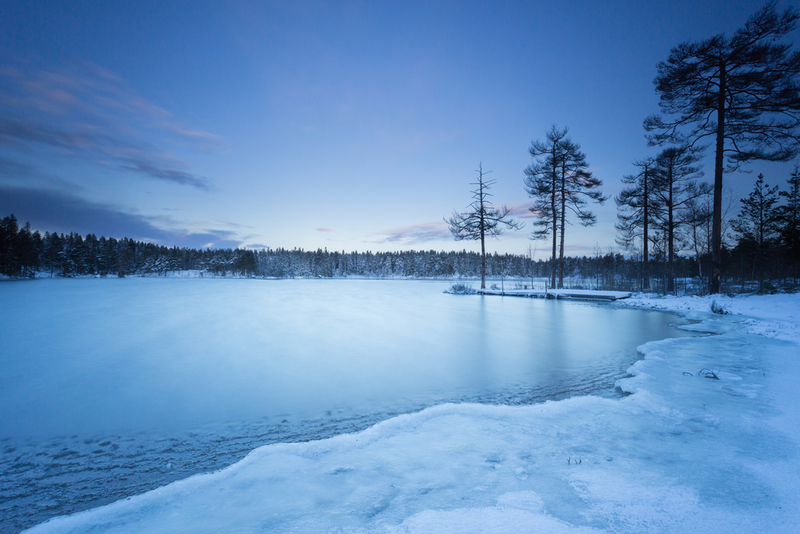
[3,212,799,293]
[0,213,724,293]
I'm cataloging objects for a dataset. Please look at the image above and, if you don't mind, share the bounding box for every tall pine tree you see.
[731,173,781,292]
[645,2,800,294]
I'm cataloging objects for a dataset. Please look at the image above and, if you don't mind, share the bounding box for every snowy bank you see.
[478,288,632,301]
[619,292,800,342]
[26,294,800,533]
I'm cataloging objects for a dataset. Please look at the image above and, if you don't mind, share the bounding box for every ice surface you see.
[0,279,686,439]
[20,291,800,533]
[1,279,691,532]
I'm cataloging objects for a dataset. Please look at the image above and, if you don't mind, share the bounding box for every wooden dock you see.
[477,288,631,301]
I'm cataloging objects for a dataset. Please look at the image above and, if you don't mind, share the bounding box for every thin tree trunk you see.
[480,177,486,289]
[666,166,675,294]
[691,215,703,281]
[481,232,486,289]
[558,163,566,289]
[758,194,765,293]
[711,62,726,295]
[551,156,558,289]
[643,166,650,291]
[668,186,675,294]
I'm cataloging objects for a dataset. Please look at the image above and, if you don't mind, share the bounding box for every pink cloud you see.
[366,221,451,246]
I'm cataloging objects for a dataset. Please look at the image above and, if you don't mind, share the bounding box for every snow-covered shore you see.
[25,293,800,533]
[620,293,800,343]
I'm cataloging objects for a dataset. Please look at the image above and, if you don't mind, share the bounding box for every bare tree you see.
[644,2,800,294]
[681,191,713,283]
[447,163,523,289]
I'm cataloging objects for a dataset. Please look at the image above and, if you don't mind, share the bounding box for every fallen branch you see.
[697,368,720,380]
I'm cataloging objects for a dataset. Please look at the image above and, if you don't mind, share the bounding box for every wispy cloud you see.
[0,62,219,190]
[0,154,84,191]
[119,160,212,190]
[365,221,451,246]
[505,201,540,218]
[315,227,332,232]
[565,243,596,253]
[0,185,241,248]
[0,155,36,178]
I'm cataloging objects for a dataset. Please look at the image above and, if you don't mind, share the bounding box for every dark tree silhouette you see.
[525,126,603,288]
[652,145,710,293]
[731,173,781,292]
[524,125,567,288]
[680,190,714,282]
[554,138,605,288]
[616,158,657,290]
[0,214,20,277]
[447,163,522,289]
[644,2,800,294]
[16,222,39,278]
[777,164,800,282]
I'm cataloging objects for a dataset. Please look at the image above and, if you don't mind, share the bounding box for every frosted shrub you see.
[710,300,728,315]
[445,283,476,295]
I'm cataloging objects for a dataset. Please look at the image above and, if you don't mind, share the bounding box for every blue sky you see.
[1,0,798,256]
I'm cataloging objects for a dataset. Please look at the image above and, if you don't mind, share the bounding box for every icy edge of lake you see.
[26,294,800,534]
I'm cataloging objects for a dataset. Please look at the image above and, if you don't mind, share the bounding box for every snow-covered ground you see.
[621,293,800,342]
[24,293,800,533]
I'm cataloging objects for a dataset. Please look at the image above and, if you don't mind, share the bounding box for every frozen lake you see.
[0,278,693,532]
